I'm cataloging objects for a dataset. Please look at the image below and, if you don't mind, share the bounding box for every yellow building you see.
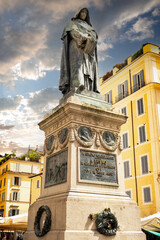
[100,43,160,217]
[29,172,42,205]
[0,155,43,217]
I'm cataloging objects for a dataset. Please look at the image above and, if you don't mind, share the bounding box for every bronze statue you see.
[59,8,100,95]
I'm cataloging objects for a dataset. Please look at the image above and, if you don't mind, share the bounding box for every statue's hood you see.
[71,7,92,26]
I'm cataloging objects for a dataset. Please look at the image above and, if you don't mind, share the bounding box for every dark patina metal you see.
[46,135,54,151]
[59,128,68,144]
[95,208,118,236]
[45,149,68,187]
[34,205,52,237]
[80,149,117,184]
[78,126,92,142]
[102,131,116,146]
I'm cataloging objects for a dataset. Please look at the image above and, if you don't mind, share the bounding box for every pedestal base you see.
[24,94,145,240]
[24,192,145,240]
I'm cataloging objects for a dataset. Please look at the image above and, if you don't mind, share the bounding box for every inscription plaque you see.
[45,149,67,187]
[80,149,117,185]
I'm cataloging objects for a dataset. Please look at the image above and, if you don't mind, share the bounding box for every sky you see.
[0,0,160,156]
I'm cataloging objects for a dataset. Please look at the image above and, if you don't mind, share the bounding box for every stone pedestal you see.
[24,92,145,240]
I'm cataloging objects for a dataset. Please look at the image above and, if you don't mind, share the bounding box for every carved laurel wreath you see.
[89,208,118,236]
[34,205,52,237]
[44,126,122,155]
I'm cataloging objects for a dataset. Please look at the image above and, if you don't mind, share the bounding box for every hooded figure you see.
[59,8,100,95]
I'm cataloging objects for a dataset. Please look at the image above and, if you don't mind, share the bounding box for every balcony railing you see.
[114,83,145,104]
[115,91,128,103]
[131,82,145,93]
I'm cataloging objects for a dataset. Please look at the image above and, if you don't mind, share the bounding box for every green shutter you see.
[118,84,122,100]
[124,80,128,96]
[133,74,137,92]
[140,69,145,86]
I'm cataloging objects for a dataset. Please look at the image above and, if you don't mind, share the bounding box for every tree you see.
[28,150,39,162]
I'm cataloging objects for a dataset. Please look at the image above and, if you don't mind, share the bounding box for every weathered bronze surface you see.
[45,149,68,187]
[59,128,68,144]
[102,131,116,146]
[46,135,54,151]
[59,8,99,95]
[95,208,118,236]
[80,149,117,184]
[78,126,92,142]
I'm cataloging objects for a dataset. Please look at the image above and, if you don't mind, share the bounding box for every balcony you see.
[114,83,145,104]
[115,91,128,103]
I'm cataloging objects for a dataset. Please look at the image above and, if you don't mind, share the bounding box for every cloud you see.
[125,17,155,41]
[35,0,106,21]
[28,87,61,115]
[0,96,23,111]
[0,124,15,130]
[0,0,160,84]
[97,42,113,61]
[152,7,160,16]
[0,140,30,156]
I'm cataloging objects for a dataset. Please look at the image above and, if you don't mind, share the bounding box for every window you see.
[6,165,8,171]
[133,70,145,92]
[141,155,149,174]
[15,163,20,172]
[139,125,146,143]
[126,190,131,198]
[105,90,112,104]
[3,178,6,187]
[11,192,20,201]
[121,107,127,116]
[0,180,2,188]
[122,132,129,149]
[0,209,4,217]
[12,177,21,186]
[37,180,40,188]
[124,161,130,178]
[2,192,5,202]
[143,187,151,203]
[118,80,128,101]
[9,209,19,216]
[137,98,144,115]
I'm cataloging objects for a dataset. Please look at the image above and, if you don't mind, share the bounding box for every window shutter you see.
[18,177,21,186]
[9,210,12,216]
[144,187,151,202]
[124,161,130,178]
[137,98,144,115]
[133,74,137,92]
[126,190,131,198]
[123,133,128,149]
[140,70,145,87]
[141,156,148,174]
[139,126,146,143]
[124,80,128,97]
[16,209,20,215]
[12,177,15,185]
[18,192,20,201]
[109,90,112,104]
[118,84,122,100]
[11,192,13,201]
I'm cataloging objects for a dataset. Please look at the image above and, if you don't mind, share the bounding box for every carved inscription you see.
[80,150,117,184]
[45,149,67,187]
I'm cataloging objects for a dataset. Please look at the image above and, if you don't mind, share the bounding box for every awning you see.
[142,229,160,237]
[141,212,160,238]
[0,213,28,231]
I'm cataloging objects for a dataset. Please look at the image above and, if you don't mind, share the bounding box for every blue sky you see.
[0,0,160,155]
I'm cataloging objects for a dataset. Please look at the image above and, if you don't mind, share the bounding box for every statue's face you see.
[79,9,87,20]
